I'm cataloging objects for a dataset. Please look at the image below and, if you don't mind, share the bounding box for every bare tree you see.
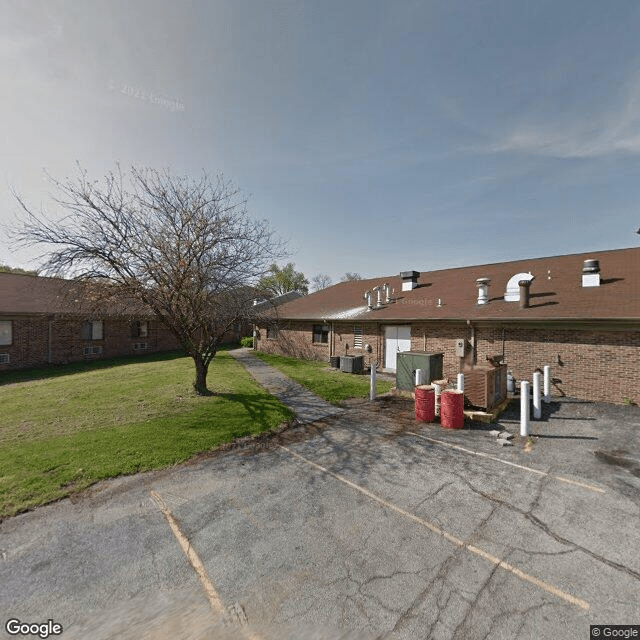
[311,273,332,291]
[341,272,362,282]
[12,165,285,394]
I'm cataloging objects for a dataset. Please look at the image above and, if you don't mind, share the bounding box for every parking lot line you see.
[279,445,590,611]
[406,432,606,494]
[150,490,262,640]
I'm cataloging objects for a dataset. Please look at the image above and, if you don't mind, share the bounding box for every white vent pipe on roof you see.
[383,283,392,303]
[364,290,373,310]
[582,259,601,287]
[476,278,490,305]
[375,286,383,307]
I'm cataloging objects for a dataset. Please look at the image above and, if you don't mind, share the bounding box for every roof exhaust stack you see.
[476,278,490,305]
[518,277,534,309]
[400,271,420,291]
[364,290,373,310]
[582,259,601,287]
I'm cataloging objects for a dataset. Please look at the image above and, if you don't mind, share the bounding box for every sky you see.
[2,0,640,285]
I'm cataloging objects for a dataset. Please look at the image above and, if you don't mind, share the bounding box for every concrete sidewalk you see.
[230,348,344,424]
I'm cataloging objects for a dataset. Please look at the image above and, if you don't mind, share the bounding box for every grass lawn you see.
[0,349,293,518]
[253,351,394,404]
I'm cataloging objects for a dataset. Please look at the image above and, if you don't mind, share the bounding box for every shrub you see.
[240,336,253,348]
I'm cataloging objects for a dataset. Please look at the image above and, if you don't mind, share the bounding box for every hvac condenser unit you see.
[340,355,364,374]
[463,364,507,411]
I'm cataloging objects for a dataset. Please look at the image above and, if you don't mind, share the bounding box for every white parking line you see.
[279,445,590,611]
[406,432,606,494]
[150,490,262,640]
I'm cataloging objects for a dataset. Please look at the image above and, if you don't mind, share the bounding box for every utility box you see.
[340,355,364,374]
[464,364,507,411]
[455,339,466,357]
[396,352,444,391]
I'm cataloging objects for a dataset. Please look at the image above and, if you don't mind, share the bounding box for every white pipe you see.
[370,362,377,402]
[533,372,542,420]
[457,373,464,392]
[543,365,551,403]
[520,381,530,436]
[376,287,383,307]
[433,383,442,417]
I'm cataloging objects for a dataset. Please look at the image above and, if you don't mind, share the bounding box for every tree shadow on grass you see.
[0,350,187,387]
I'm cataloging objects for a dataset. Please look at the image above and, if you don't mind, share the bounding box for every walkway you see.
[229,348,344,424]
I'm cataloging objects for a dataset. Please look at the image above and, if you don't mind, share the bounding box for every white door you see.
[384,326,411,370]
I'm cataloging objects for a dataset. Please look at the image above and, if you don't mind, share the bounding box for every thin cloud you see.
[487,75,640,158]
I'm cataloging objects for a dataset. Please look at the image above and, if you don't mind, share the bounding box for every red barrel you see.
[440,390,464,429]
[415,385,435,422]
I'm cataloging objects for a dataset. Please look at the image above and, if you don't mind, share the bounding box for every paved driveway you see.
[1,396,639,639]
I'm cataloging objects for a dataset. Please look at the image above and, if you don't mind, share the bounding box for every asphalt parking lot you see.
[1,395,639,640]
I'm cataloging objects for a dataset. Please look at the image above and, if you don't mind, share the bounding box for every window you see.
[267,326,279,340]
[133,342,148,351]
[312,324,330,344]
[0,354,10,364]
[82,320,104,341]
[83,345,103,356]
[354,325,364,349]
[131,321,148,338]
[0,321,12,346]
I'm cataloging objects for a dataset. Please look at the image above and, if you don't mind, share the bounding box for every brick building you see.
[0,273,181,371]
[255,247,640,405]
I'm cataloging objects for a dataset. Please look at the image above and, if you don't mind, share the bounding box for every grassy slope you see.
[253,351,394,404]
[0,350,293,517]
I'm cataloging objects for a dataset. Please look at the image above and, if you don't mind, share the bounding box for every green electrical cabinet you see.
[396,352,444,391]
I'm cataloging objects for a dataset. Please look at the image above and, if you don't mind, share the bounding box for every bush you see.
[240,336,253,348]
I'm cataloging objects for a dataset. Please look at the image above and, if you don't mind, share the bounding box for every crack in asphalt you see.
[454,473,640,581]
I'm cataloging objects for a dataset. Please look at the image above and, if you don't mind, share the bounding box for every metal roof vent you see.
[582,259,601,287]
[400,271,420,291]
[504,272,533,301]
[476,278,490,305]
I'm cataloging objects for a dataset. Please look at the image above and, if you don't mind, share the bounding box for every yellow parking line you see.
[150,490,262,640]
[407,432,606,494]
[279,445,590,611]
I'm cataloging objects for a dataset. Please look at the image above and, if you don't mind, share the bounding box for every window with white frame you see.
[0,320,12,346]
[266,325,279,340]
[82,320,104,340]
[354,325,364,349]
[312,324,330,344]
[131,320,148,338]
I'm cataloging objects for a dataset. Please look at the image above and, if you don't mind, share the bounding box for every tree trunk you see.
[193,354,210,395]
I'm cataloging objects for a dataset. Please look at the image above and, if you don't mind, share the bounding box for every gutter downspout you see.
[467,319,476,366]
[48,316,53,364]
[330,323,334,357]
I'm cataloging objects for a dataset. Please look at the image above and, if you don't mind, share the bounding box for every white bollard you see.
[543,365,551,403]
[520,380,530,436]
[457,373,465,392]
[370,362,377,402]
[533,371,542,420]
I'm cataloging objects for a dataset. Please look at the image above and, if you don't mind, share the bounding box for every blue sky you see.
[2,0,639,283]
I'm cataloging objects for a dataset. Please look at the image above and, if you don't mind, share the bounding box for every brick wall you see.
[0,315,181,372]
[256,317,640,405]
[475,326,640,405]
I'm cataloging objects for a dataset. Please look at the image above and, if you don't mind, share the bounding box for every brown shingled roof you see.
[270,247,640,322]
[0,273,146,316]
